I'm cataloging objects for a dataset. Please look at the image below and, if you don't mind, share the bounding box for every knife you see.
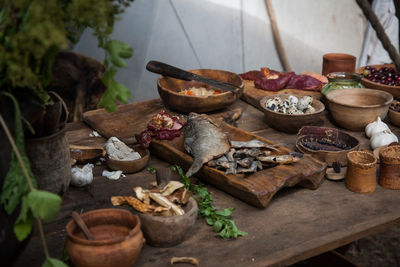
[146,60,241,93]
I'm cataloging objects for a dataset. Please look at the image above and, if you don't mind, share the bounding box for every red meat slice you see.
[286,74,323,91]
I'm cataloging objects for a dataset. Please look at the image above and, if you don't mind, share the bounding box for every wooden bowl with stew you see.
[157,69,244,113]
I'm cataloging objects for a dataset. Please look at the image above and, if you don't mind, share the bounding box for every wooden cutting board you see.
[149,120,327,208]
[241,80,322,111]
[82,98,242,144]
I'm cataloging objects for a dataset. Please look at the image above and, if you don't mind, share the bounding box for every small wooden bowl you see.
[379,145,400,189]
[357,64,400,98]
[345,151,377,194]
[296,126,360,167]
[259,95,325,133]
[326,88,393,131]
[70,145,105,164]
[106,145,150,173]
[388,108,400,127]
[136,197,198,247]
[157,69,244,113]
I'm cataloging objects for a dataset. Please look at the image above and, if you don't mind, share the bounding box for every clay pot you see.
[379,145,400,190]
[322,53,356,75]
[65,208,144,267]
[346,151,377,193]
[106,145,150,173]
[137,197,198,247]
[26,126,71,195]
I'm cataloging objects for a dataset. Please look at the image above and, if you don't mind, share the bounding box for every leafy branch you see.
[0,93,65,267]
[170,165,247,239]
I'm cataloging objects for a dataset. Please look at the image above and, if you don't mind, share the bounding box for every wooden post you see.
[265,0,292,72]
[356,0,400,70]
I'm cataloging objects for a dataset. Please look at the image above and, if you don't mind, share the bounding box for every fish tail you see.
[185,159,204,177]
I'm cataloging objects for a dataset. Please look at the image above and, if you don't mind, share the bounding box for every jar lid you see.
[327,72,362,82]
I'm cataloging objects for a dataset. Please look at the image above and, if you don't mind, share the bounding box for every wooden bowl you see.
[296,126,360,167]
[106,145,150,173]
[157,69,244,113]
[357,64,400,98]
[70,145,105,164]
[326,88,393,131]
[65,208,144,267]
[259,95,325,133]
[136,197,198,247]
[388,108,400,127]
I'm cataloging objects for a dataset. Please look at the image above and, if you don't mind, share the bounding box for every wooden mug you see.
[322,53,356,75]
[346,151,377,193]
[379,145,400,190]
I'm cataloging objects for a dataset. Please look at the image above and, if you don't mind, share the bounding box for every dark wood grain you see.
[149,120,327,208]
[14,99,400,267]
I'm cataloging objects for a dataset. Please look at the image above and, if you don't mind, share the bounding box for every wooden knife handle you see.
[146,60,193,81]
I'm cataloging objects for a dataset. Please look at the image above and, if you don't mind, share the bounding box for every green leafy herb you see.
[42,257,68,267]
[170,165,247,239]
[146,166,157,174]
[27,189,62,222]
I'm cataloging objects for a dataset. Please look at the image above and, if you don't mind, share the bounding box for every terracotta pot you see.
[379,145,400,190]
[137,197,198,247]
[26,126,71,195]
[65,208,144,267]
[326,88,393,131]
[322,53,356,75]
[346,151,377,193]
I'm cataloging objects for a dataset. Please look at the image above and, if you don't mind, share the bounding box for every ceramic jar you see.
[346,151,377,193]
[379,145,400,189]
[65,208,144,267]
[321,72,364,95]
[322,53,356,75]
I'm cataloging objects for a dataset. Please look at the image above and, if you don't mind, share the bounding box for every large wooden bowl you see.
[157,69,244,113]
[106,145,150,173]
[326,88,393,131]
[259,94,325,133]
[357,64,400,98]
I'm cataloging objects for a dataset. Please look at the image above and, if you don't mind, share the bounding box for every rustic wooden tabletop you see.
[15,99,400,267]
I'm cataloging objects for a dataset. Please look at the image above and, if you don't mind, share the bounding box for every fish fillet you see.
[184,113,230,177]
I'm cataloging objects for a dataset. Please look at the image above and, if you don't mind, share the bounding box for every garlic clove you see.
[365,117,390,138]
[370,130,398,150]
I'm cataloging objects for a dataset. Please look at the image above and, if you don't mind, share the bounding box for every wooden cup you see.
[379,145,400,190]
[322,53,356,75]
[346,151,377,193]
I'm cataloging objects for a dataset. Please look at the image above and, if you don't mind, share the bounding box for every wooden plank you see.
[241,80,322,110]
[149,120,326,208]
[82,98,244,145]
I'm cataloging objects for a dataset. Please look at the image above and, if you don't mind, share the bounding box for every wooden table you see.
[15,99,400,267]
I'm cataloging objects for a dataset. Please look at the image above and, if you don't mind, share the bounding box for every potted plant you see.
[0,0,134,265]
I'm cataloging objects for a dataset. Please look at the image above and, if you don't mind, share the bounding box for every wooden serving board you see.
[241,80,322,111]
[82,98,242,144]
[149,120,327,208]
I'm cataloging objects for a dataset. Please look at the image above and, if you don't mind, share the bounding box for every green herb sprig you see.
[170,165,247,239]
[0,93,66,267]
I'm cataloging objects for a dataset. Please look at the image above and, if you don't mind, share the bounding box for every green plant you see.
[170,165,247,239]
[0,0,134,111]
[0,0,134,265]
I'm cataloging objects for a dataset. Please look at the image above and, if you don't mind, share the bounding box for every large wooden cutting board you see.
[149,120,327,208]
[83,98,242,144]
[241,80,322,111]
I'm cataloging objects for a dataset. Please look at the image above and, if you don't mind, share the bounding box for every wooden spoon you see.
[72,211,95,240]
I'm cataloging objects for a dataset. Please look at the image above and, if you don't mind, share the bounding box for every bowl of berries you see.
[358,64,400,98]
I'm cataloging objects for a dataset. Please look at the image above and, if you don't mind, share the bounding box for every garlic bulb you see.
[365,117,389,138]
[370,130,398,149]
[71,163,94,187]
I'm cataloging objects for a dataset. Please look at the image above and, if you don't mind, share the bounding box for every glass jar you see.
[321,72,364,95]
